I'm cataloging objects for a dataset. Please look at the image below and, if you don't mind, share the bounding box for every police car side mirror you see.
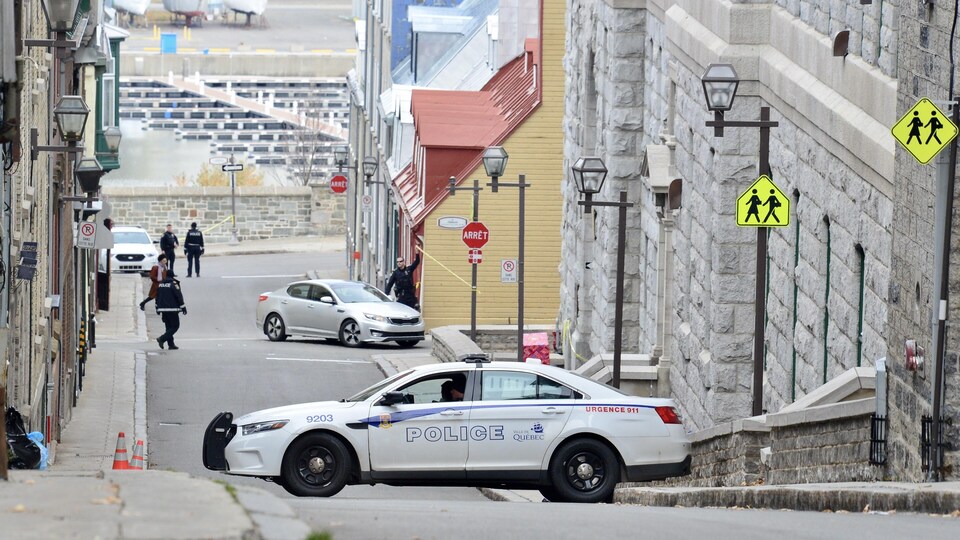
[377,391,405,406]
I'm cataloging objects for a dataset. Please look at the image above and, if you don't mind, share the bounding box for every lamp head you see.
[701,63,740,112]
[333,145,349,168]
[45,0,80,31]
[571,156,607,196]
[362,156,378,178]
[54,95,89,143]
[74,156,104,194]
[103,126,122,153]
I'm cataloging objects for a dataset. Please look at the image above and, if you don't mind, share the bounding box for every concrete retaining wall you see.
[101,184,345,243]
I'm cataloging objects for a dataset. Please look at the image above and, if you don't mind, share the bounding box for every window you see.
[480,371,576,401]
[310,285,333,302]
[287,284,311,299]
[396,372,469,404]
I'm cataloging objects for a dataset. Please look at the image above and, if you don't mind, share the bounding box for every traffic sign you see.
[892,97,958,164]
[330,174,348,194]
[468,248,483,264]
[501,259,517,283]
[77,221,97,249]
[209,157,229,165]
[736,175,790,227]
[361,194,373,212]
[462,221,489,249]
[222,164,244,172]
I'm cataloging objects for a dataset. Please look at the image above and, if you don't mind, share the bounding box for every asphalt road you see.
[139,251,960,538]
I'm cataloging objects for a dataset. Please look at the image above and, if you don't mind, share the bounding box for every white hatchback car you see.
[110,226,159,274]
[202,359,691,503]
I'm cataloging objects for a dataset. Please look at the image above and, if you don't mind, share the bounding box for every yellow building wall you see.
[421,2,565,330]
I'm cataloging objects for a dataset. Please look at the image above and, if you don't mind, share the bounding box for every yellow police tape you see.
[562,319,591,364]
[415,245,480,295]
[202,215,234,234]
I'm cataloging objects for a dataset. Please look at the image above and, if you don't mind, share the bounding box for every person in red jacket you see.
[139,254,167,311]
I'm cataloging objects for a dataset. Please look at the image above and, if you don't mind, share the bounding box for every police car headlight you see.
[364,313,387,322]
[241,420,289,436]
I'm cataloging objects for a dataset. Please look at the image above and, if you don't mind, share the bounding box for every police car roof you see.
[404,361,630,398]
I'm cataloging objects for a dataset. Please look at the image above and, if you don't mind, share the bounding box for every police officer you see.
[160,224,180,275]
[155,272,187,350]
[385,253,421,310]
[183,222,205,277]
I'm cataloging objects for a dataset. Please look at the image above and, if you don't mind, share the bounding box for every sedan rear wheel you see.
[548,438,619,503]
[279,432,351,497]
[264,313,287,342]
[338,320,362,347]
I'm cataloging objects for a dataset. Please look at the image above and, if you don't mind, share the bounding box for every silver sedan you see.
[255,279,424,348]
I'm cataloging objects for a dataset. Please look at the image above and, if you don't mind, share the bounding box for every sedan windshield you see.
[113,231,151,244]
[331,283,390,303]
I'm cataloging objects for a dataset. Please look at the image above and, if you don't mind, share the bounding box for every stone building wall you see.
[886,2,960,480]
[101,184,346,243]
[561,0,898,433]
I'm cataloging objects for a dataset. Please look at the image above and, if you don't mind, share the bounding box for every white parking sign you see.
[501,259,517,283]
[77,221,97,249]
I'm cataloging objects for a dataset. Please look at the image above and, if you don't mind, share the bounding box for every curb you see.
[614,485,960,515]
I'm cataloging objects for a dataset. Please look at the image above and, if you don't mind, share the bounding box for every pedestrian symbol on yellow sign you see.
[736,175,790,228]
[892,97,958,165]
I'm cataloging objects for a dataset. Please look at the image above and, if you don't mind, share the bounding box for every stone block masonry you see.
[101,184,345,243]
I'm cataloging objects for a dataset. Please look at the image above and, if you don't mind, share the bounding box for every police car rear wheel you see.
[538,486,563,502]
[549,439,619,503]
[280,433,351,497]
[338,320,362,347]
[264,314,287,342]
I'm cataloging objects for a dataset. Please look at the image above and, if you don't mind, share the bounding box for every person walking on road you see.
[183,222,205,277]
[385,253,421,310]
[160,224,180,275]
[155,272,187,350]
[139,253,167,311]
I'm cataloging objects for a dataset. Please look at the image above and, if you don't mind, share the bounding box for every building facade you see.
[560,0,957,480]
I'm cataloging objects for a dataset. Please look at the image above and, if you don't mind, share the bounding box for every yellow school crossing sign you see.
[736,175,790,227]
[892,97,958,164]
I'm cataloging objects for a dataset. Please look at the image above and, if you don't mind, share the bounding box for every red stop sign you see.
[462,221,489,249]
[330,175,348,194]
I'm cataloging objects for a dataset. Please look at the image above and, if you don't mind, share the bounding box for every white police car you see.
[202,359,691,503]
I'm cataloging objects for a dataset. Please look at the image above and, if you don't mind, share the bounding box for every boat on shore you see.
[113,0,151,15]
[163,0,205,16]
[224,0,268,16]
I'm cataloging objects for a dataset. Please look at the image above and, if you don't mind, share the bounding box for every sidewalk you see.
[1,239,323,539]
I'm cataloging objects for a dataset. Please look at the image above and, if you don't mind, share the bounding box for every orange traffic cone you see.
[129,440,146,470]
[112,432,130,470]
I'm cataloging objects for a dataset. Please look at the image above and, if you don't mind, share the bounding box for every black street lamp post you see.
[701,63,779,417]
[335,146,378,281]
[482,146,529,362]
[448,176,484,342]
[572,156,633,388]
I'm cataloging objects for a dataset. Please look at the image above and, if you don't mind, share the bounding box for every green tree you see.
[174,163,264,187]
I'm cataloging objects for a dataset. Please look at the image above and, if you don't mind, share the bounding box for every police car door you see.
[465,369,574,481]
[366,370,472,477]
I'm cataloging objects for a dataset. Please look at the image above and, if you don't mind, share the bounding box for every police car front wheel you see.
[548,438,619,503]
[279,432,351,497]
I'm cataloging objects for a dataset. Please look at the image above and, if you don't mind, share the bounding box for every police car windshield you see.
[344,370,412,402]
[331,283,390,303]
[113,231,151,244]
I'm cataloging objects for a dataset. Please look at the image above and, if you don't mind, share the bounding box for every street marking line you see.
[220,274,305,279]
[311,49,334,53]
[208,48,231,53]
[267,357,371,364]
[255,49,276,53]
[158,422,182,426]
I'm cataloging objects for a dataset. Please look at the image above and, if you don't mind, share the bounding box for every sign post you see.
[448,177,484,341]
[222,156,243,244]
